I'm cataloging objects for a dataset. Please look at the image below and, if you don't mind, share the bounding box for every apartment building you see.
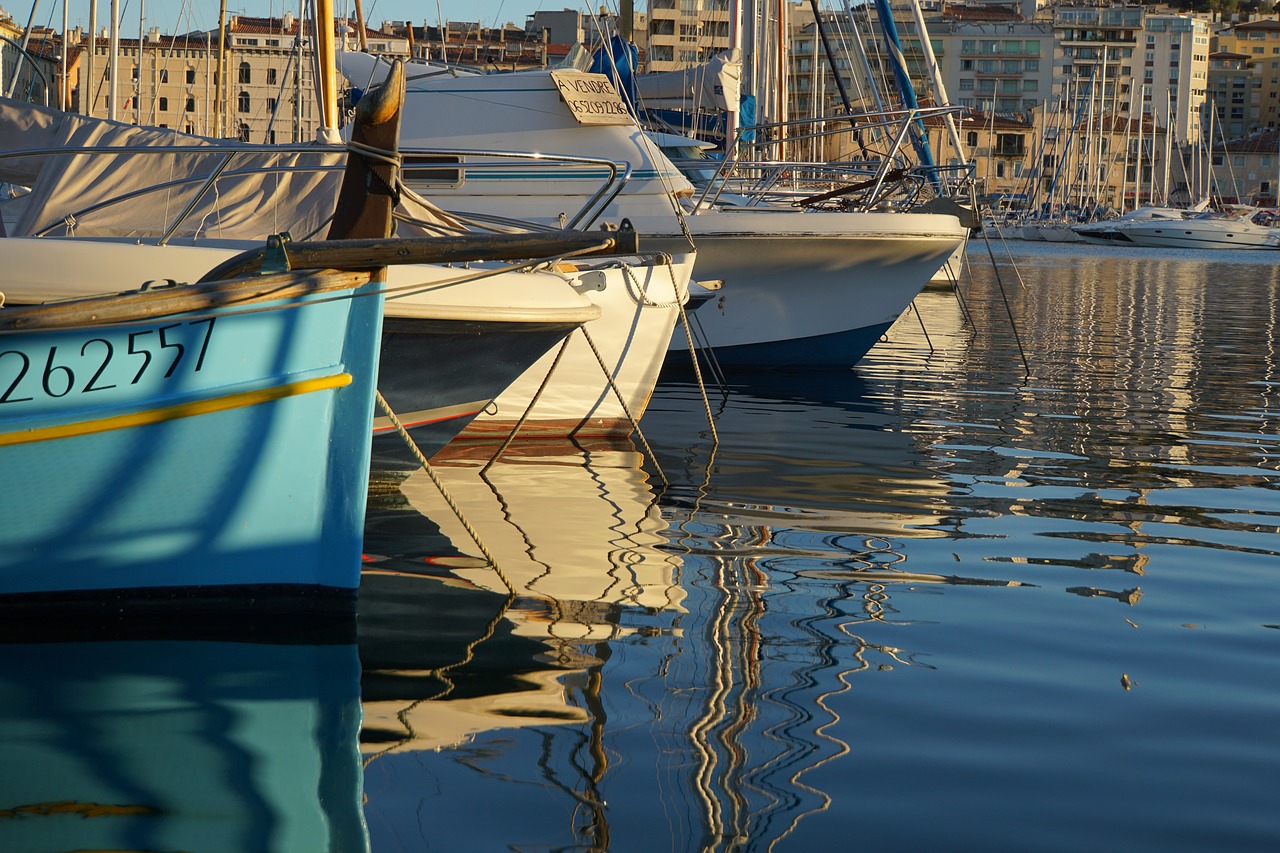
[1211,126,1279,205]
[1052,5,1207,146]
[59,14,405,142]
[1,11,57,103]
[645,0,732,72]
[1212,18,1280,132]
[936,19,1055,113]
[1207,50,1259,138]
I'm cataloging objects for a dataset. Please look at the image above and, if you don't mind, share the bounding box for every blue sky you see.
[6,0,584,35]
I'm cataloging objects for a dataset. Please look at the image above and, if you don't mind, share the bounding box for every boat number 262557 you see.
[0,317,217,404]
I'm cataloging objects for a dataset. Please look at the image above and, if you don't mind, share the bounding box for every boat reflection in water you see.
[0,621,367,853]
[353,356,1021,850]
[395,439,686,635]
[357,440,688,849]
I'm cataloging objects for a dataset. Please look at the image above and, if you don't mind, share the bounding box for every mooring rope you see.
[577,324,668,487]
[374,389,514,594]
[479,336,573,475]
[676,296,720,444]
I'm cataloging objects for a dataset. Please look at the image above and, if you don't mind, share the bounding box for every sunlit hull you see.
[0,267,382,602]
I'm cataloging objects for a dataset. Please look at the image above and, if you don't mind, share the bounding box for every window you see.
[239,122,250,141]
[959,79,975,91]
[966,130,979,148]
[1025,59,1039,72]
[238,91,250,112]
[996,133,1025,156]
[159,70,168,83]
[158,97,168,111]
[403,154,463,187]
[961,59,973,71]
[186,68,196,84]
[267,68,278,85]
[238,62,251,85]
[267,97,277,112]
[185,96,195,112]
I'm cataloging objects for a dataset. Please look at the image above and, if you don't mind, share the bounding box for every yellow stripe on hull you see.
[0,373,353,447]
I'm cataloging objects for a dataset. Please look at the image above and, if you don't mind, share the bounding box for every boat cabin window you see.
[402,155,462,188]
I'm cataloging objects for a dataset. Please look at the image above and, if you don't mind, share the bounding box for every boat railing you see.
[0,141,634,241]
[688,104,973,212]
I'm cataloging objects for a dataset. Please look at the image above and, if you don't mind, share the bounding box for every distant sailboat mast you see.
[107,0,119,120]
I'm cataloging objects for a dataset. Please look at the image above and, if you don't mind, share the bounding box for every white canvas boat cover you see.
[635,49,740,113]
[0,97,469,240]
[0,97,346,240]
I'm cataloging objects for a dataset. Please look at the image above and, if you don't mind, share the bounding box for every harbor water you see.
[3,240,1279,851]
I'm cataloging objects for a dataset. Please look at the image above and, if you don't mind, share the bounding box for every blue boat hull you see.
[681,320,894,371]
[0,281,383,601]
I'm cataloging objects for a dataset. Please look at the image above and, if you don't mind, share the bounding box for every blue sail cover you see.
[870,0,936,172]
[739,94,756,144]
[590,35,639,115]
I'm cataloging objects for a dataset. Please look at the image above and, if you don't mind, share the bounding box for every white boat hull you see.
[647,211,964,367]
[1120,220,1280,250]
[461,254,692,437]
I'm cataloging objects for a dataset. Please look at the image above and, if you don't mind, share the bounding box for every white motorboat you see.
[1115,206,1280,250]
[339,52,968,370]
[1071,206,1196,246]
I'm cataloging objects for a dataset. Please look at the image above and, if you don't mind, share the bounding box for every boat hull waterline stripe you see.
[0,373,353,447]
[371,400,488,434]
